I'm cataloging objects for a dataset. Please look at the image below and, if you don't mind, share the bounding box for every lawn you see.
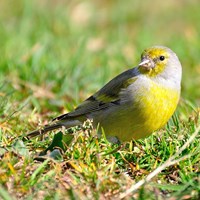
[0,0,200,199]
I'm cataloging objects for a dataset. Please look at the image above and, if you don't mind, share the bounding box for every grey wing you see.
[53,67,139,121]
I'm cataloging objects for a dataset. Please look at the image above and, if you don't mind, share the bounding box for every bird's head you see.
[138,46,182,81]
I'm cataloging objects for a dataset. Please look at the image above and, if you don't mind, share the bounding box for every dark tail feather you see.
[26,119,83,139]
[26,123,62,139]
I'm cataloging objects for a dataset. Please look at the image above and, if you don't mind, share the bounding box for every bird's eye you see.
[159,56,165,61]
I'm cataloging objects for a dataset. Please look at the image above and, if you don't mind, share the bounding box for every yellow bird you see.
[27,46,182,142]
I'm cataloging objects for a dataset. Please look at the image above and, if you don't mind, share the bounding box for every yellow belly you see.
[134,82,180,138]
[98,81,180,141]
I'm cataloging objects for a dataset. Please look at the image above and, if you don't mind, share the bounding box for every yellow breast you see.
[132,81,180,139]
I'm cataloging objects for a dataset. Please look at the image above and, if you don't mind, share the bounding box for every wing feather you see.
[53,67,139,121]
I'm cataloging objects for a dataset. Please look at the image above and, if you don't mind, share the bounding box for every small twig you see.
[120,125,200,199]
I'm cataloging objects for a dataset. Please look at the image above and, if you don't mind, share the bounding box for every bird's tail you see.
[26,119,82,139]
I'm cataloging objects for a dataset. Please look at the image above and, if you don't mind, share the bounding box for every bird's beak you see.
[139,58,155,71]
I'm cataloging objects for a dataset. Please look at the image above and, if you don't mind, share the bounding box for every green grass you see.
[0,0,200,199]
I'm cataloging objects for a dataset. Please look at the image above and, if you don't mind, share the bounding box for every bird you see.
[27,46,182,142]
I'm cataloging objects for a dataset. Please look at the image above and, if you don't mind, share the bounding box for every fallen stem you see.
[120,125,200,199]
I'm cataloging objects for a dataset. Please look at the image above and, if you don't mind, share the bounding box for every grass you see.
[0,0,200,199]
